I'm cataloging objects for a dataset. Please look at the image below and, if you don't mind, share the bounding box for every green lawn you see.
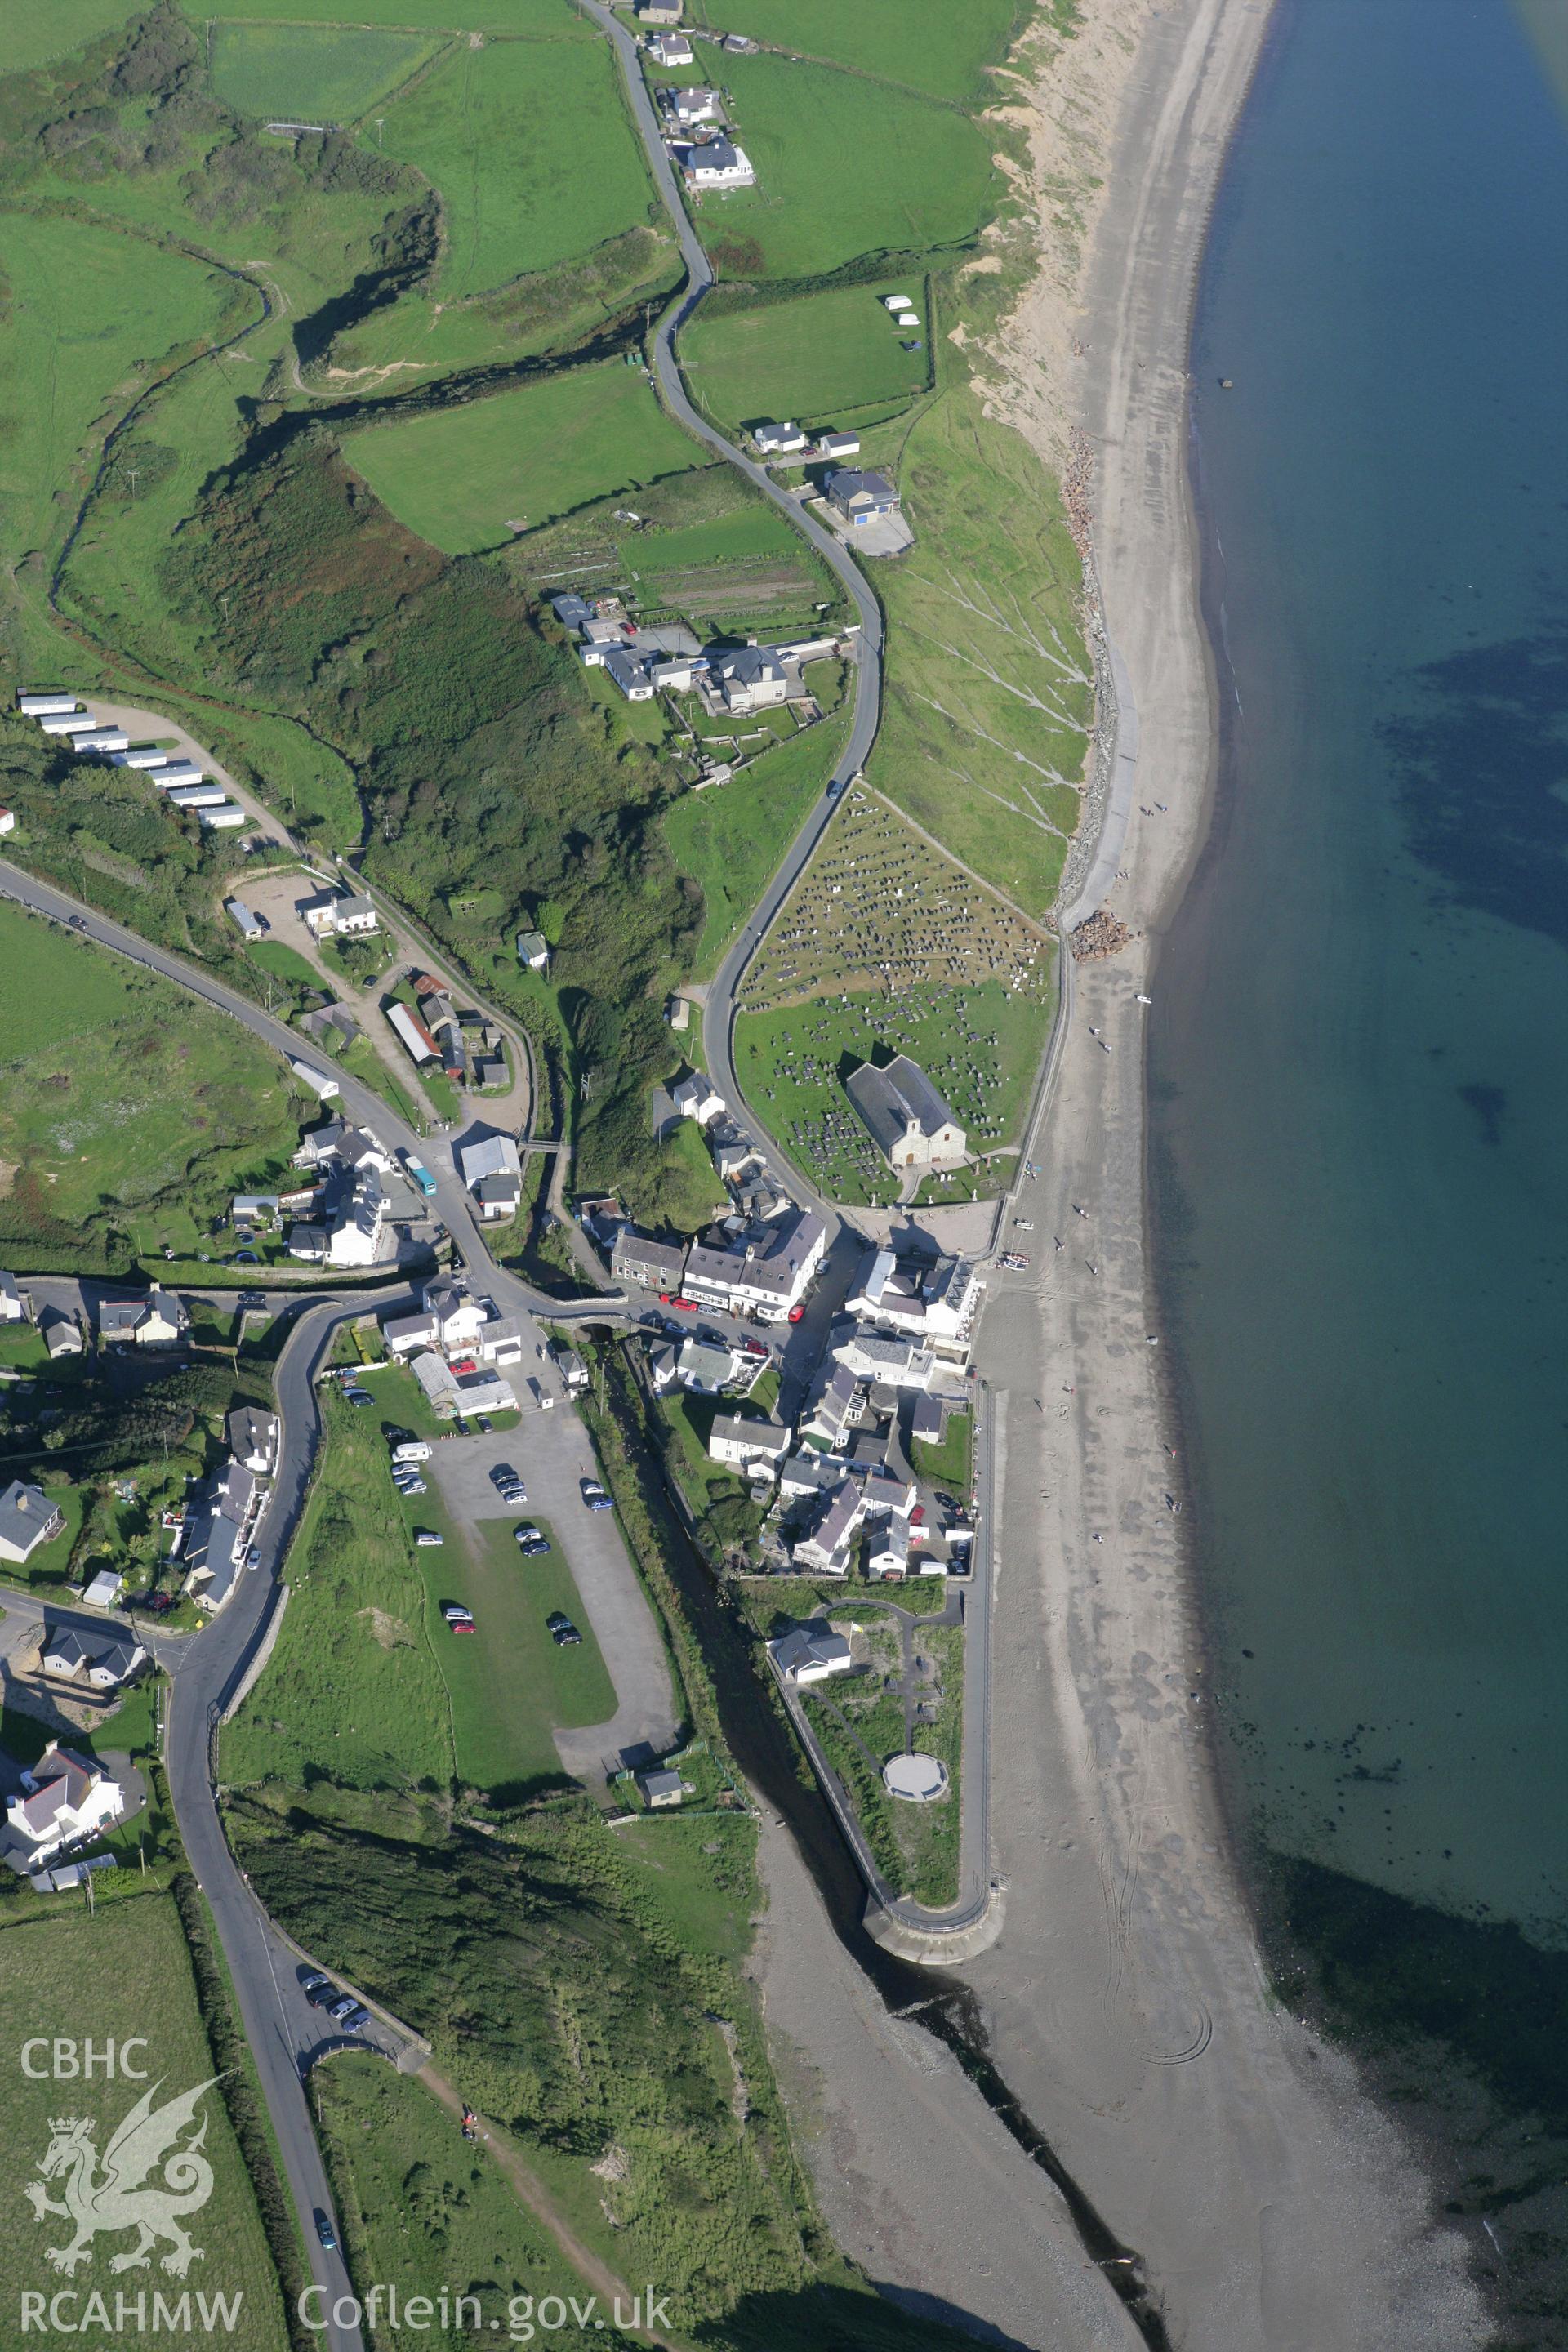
[315,2056,636,2343]
[0,0,137,72]
[804,1617,963,1908]
[421,1517,615,1803]
[734,978,1051,1205]
[198,0,586,27]
[686,0,1023,103]
[663,714,848,979]
[223,1384,456,1792]
[684,283,932,434]
[910,1412,973,1494]
[863,385,1093,912]
[0,211,231,586]
[0,902,306,1258]
[207,20,439,121]
[0,1895,288,2350]
[653,51,996,281]
[342,365,697,550]
[376,34,656,299]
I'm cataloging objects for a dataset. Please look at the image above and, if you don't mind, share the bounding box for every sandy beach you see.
[751,1,1497,2345]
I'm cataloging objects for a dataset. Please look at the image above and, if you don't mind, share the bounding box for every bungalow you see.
[611,1228,688,1293]
[516,929,550,970]
[42,1629,147,1687]
[457,1134,523,1219]
[817,430,861,461]
[707,1414,790,1472]
[228,1405,280,1477]
[674,1338,740,1394]
[287,1223,329,1263]
[0,1270,22,1322]
[0,1481,65,1567]
[6,1745,123,1866]
[845,1054,966,1172]
[672,1073,725,1125]
[646,29,693,61]
[684,137,755,190]
[768,1624,853,1684]
[98,1288,189,1349]
[753,421,807,457]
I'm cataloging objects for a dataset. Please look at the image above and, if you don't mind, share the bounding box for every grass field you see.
[0,902,305,1254]
[223,1383,456,1792]
[0,0,137,71]
[343,366,697,549]
[316,2056,636,2343]
[207,20,438,122]
[0,212,231,586]
[685,0,1024,103]
[416,1518,615,1804]
[662,712,849,978]
[804,1615,963,1906]
[376,35,655,299]
[684,283,932,434]
[653,51,996,281]
[734,977,1051,1205]
[197,0,586,27]
[0,1894,288,2350]
[909,1411,973,1494]
[862,386,1092,911]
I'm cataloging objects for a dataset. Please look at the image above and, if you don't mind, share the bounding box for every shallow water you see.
[1156,0,1568,1942]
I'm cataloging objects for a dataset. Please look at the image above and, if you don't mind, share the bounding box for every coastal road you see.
[578,0,882,1213]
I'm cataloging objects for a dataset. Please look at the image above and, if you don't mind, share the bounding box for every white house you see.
[847,1247,984,1361]
[603,648,654,702]
[844,1054,966,1173]
[866,1517,912,1581]
[684,137,755,190]
[0,1481,65,1567]
[646,30,693,65]
[299,889,378,938]
[457,1133,522,1220]
[817,430,861,461]
[672,1074,725,1125]
[41,1312,83,1360]
[325,1168,387,1268]
[515,929,550,969]
[228,1405,280,1477]
[768,1625,853,1685]
[42,1629,147,1686]
[680,1209,826,1322]
[670,85,720,125]
[420,1275,488,1353]
[6,1745,123,1866]
[753,421,807,457]
[98,1288,189,1349]
[791,1479,866,1575]
[0,1271,23,1323]
[0,808,13,835]
[707,1414,790,1472]
[832,1330,935,1391]
[710,644,788,714]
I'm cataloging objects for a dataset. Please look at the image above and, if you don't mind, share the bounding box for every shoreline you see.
[959,1,1494,2346]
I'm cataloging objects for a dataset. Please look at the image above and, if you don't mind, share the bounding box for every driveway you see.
[87,702,290,849]
[425,1410,678,1781]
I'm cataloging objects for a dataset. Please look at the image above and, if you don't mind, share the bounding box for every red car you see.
[449,1356,477,1374]
[674,1298,698,1314]
[787,1304,806,1324]
[658,1292,675,1305]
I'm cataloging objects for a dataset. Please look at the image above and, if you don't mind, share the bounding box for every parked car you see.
[787,1304,806,1324]
[579,1480,612,1512]
[546,1611,581,1647]
[138,1592,173,1615]
[415,1529,443,1547]
[315,2212,337,2253]
[328,1993,360,2022]
[300,1971,331,1998]
[393,1440,431,1463]
[514,1526,550,1553]
[394,1477,427,1497]
[442,1602,474,1630]
[476,1414,493,1434]
[336,2004,370,2033]
[344,1390,372,1408]
[449,1356,478,1375]
[498,1483,527,1507]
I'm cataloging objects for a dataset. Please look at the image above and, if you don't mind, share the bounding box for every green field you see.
[317,2057,639,2344]
[735,978,1050,1205]
[684,283,932,434]
[0,1895,288,2350]
[419,1519,615,1803]
[195,0,586,27]
[0,0,136,71]
[0,902,306,1255]
[863,386,1092,910]
[207,20,438,121]
[662,713,848,978]
[654,51,996,281]
[223,1383,457,1791]
[376,35,655,298]
[686,0,1024,102]
[0,212,232,586]
[343,366,697,549]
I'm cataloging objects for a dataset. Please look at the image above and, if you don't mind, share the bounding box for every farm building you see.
[387,1001,440,1066]
[288,1058,341,1102]
[824,468,901,526]
[817,430,862,461]
[637,0,682,24]
[846,1054,967,1173]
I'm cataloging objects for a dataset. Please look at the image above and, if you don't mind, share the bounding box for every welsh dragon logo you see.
[25,2077,220,2277]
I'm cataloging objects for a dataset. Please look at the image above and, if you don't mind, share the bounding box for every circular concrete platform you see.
[883,1751,948,1803]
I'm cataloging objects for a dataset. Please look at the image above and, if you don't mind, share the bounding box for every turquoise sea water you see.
[1156,0,1568,1943]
